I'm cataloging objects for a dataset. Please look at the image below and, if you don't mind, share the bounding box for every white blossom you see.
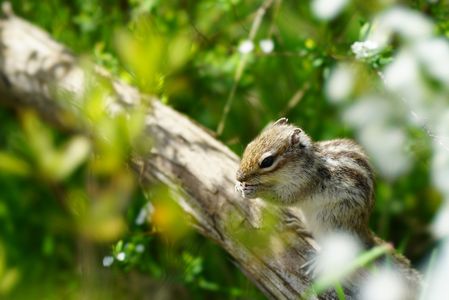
[380,6,434,40]
[383,48,420,92]
[432,202,449,238]
[343,97,412,180]
[325,63,355,102]
[374,6,433,46]
[135,202,154,225]
[343,96,391,129]
[414,38,449,85]
[259,39,274,53]
[102,256,114,267]
[106,102,124,116]
[359,124,411,180]
[343,99,411,180]
[359,267,407,300]
[431,112,449,196]
[351,40,380,59]
[311,0,348,21]
[379,49,429,124]
[238,40,254,54]
[135,244,145,253]
[432,144,449,196]
[316,232,362,279]
[364,6,434,50]
[421,240,449,299]
[116,252,126,261]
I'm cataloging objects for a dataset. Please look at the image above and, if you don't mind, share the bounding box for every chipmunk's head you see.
[235,118,314,204]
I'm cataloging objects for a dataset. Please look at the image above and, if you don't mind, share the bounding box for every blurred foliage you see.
[1,0,449,299]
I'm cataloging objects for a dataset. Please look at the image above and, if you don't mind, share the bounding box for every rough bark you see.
[0,4,421,299]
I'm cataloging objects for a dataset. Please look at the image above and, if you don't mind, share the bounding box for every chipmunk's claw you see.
[300,251,319,279]
[234,182,258,199]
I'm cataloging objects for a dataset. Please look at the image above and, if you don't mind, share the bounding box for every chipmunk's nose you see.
[236,170,247,182]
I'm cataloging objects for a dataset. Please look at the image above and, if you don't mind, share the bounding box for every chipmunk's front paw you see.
[235,182,258,199]
[280,208,313,238]
[300,250,319,279]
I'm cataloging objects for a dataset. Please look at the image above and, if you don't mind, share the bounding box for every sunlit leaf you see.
[0,243,20,295]
[55,136,91,180]
[149,185,190,242]
[115,24,163,92]
[0,151,30,177]
[78,200,127,242]
[0,268,20,295]
[21,110,55,173]
[167,33,192,71]
[227,206,279,252]
[114,16,191,93]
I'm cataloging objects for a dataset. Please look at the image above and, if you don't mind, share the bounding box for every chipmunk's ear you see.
[262,117,289,132]
[290,128,306,148]
[273,117,288,126]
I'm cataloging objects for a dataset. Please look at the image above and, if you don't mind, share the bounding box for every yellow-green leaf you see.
[55,136,91,180]
[0,152,30,177]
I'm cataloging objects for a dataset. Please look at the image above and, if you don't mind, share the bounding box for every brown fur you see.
[236,119,375,245]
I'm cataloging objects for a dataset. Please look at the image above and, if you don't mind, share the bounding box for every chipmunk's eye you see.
[260,155,275,168]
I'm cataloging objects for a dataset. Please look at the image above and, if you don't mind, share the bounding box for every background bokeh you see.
[1,0,448,299]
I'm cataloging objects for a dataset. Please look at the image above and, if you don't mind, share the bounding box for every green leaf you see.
[0,269,20,295]
[55,136,91,180]
[0,152,30,177]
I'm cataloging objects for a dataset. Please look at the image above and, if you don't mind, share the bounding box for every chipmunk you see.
[235,117,422,296]
[235,117,375,246]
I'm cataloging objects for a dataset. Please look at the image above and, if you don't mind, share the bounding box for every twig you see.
[268,0,282,38]
[216,0,275,136]
[279,83,309,116]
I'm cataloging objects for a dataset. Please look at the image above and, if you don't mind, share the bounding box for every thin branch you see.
[216,0,275,136]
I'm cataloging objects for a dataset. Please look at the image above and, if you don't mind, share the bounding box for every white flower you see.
[359,267,407,300]
[325,63,355,102]
[316,232,362,279]
[414,38,449,85]
[135,244,145,253]
[259,39,274,53]
[383,48,420,92]
[343,95,391,129]
[422,240,449,299]
[311,0,348,21]
[344,96,412,180]
[381,6,433,40]
[359,124,411,180]
[135,202,154,225]
[102,256,114,267]
[351,40,380,59]
[432,145,449,197]
[116,252,126,261]
[367,6,433,49]
[238,40,254,54]
[106,102,124,116]
[432,202,449,238]
[380,48,428,122]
